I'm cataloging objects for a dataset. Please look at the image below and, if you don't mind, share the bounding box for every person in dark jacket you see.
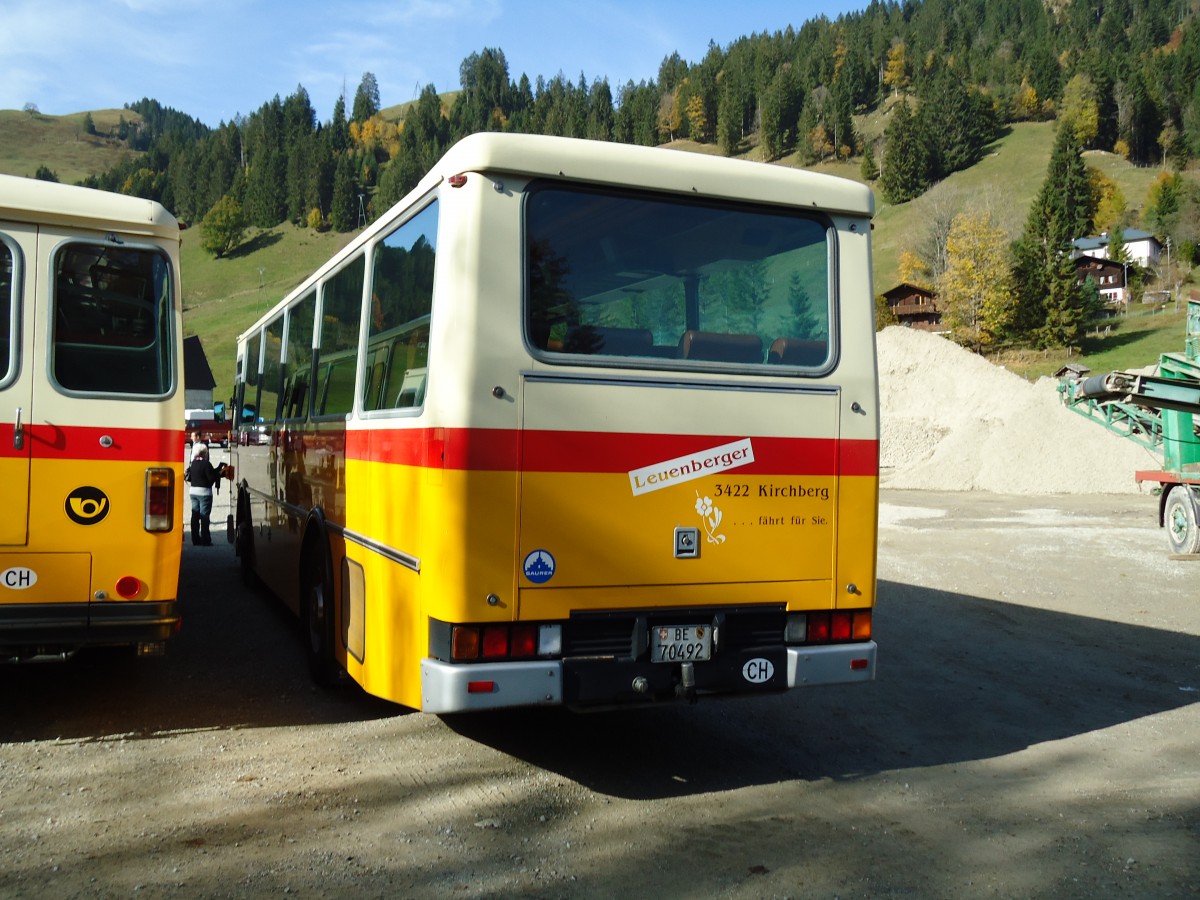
[187,443,226,546]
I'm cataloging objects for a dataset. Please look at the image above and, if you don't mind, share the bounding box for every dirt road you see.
[1,490,1197,898]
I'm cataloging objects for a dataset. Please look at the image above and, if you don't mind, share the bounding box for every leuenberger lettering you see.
[633,447,749,489]
[759,483,830,501]
[628,438,755,496]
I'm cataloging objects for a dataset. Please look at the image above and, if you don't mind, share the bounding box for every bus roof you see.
[0,173,179,240]
[430,133,876,219]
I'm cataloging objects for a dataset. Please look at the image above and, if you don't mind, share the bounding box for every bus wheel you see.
[302,533,340,687]
[1165,485,1200,555]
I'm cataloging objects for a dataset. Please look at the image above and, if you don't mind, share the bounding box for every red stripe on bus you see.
[1,425,185,461]
[346,428,878,476]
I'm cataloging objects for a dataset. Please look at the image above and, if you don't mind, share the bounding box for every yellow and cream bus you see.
[231,133,878,712]
[0,175,183,661]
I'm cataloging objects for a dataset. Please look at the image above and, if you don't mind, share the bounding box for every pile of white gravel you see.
[877,326,1160,494]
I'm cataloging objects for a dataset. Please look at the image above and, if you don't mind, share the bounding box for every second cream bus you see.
[231,133,879,712]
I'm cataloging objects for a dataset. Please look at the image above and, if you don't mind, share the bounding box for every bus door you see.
[0,222,33,548]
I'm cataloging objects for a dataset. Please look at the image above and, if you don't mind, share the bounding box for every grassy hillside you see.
[3,105,1196,405]
[0,109,145,183]
[180,225,355,402]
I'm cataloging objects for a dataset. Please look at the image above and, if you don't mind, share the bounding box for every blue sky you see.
[1,0,870,127]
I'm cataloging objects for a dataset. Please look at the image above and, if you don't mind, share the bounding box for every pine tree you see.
[1010,124,1095,346]
[330,155,356,232]
[880,99,929,204]
[1038,244,1087,349]
[352,72,380,123]
[860,140,878,181]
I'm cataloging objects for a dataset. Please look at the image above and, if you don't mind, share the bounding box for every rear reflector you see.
[850,658,870,671]
[467,681,496,694]
[116,576,141,599]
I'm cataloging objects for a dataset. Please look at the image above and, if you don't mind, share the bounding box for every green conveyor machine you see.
[1057,299,1200,554]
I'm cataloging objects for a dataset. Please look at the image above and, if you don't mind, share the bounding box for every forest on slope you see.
[11,0,1200,360]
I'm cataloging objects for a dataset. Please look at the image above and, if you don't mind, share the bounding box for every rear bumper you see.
[421,658,562,713]
[788,641,877,687]
[0,601,180,657]
[419,641,876,713]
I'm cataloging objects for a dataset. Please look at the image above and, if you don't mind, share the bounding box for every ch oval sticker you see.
[2,567,38,590]
[742,657,775,684]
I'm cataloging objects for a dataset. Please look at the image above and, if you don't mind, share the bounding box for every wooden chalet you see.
[883,282,942,331]
[1074,255,1128,310]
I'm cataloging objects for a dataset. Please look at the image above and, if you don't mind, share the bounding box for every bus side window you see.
[364,360,385,409]
[315,255,365,417]
[365,202,437,413]
[258,317,284,425]
[283,291,316,420]
[0,240,13,383]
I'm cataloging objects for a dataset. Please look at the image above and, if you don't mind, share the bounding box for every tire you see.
[1164,485,1200,555]
[302,531,341,687]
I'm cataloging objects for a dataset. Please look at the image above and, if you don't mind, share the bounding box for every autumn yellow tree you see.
[938,208,1013,351]
[1012,79,1041,121]
[1059,74,1100,147]
[898,248,934,290]
[1090,169,1127,234]
[884,42,910,94]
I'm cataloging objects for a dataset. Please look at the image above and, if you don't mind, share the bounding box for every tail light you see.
[786,610,872,644]
[144,467,174,532]
[450,623,562,661]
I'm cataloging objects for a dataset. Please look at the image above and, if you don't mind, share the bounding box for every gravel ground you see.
[1,489,1196,898]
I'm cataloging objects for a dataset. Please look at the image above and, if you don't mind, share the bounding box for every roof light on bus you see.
[144,467,174,533]
[116,576,141,599]
[449,173,468,188]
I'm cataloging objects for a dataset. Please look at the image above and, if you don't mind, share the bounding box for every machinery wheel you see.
[1164,485,1200,555]
[302,531,340,687]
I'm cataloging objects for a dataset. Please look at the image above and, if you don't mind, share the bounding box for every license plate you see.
[650,624,711,663]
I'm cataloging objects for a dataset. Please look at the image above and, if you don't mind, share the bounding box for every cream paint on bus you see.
[0,174,184,657]
[231,133,878,712]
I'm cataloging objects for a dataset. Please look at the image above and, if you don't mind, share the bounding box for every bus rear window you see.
[525,185,832,369]
[52,242,174,395]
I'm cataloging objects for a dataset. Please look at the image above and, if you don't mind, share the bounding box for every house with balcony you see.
[1074,255,1128,309]
[882,282,942,331]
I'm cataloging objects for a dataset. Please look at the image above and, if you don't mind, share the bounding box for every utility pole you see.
[357,193,367,229]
